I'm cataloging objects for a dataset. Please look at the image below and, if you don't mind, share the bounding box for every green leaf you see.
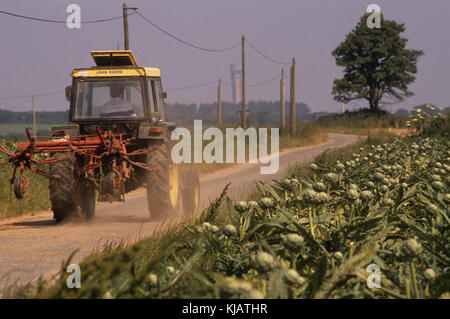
[309,255,328,299]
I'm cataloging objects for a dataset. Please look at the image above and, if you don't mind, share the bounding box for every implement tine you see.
[96,126,107,147]
[0,145,15,157]
[25,128,36,151]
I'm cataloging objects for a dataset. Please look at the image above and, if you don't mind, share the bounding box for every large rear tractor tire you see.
[146,137,181,221]
[49,153,96,222]
[78,182,96,220]
[181,170,200,217]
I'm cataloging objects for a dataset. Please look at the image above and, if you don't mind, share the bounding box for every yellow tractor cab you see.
[67,50,167,128]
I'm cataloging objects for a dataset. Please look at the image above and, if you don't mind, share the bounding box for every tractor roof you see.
[72,50,161,78]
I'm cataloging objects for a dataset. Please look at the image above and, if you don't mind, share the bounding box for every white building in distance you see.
[230,64,242,105]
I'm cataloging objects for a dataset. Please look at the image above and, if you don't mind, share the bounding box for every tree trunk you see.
[369,92,379,112]
[372,100,380,112]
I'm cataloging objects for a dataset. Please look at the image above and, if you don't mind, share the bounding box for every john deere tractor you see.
[0,50,200,222]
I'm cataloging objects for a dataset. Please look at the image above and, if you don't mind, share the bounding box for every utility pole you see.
[217,79,222,127]
[32,96,36,135]
[123,3,129,50]
[122,3,137,102]
[241,35,246,129]
[280,68,285,131]
[290,57,296,136]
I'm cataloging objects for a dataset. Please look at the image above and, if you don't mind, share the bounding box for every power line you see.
[0,100,30,110]
[223,74,281,88]
[246,74,281,88]
[245,38,290,65]
[166,80,219,91]
[0,91,64,101]
[34,97,67,101]
[169,73,280,92]
[1,73,280,101]
[135,10,240,53]
[0,9,135,24]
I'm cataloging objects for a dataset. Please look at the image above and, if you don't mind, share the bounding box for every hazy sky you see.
[0,0,448,113]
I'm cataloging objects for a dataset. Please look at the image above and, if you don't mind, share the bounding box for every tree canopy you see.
[332,13,424,112]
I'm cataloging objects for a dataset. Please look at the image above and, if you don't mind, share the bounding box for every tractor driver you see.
[100,82,136,117]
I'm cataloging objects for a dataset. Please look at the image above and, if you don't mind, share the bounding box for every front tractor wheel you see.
[48,153,96,222]
[146,139,181,221]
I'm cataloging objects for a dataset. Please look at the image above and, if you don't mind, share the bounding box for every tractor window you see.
[73,79,146,120]
[151,79,166,120]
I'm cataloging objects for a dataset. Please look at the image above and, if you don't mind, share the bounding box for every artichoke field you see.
[145,136,449,299]
[26,135,449,299]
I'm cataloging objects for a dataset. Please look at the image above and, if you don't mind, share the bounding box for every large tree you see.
[332,14,423,112]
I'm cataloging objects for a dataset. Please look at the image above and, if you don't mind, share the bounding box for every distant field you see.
[0,123,61,138]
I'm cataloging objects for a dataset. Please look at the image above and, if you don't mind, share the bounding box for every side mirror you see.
[65,85,72,102]
[161,92,167,99]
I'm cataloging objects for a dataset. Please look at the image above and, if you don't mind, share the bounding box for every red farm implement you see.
[0,128,149,201]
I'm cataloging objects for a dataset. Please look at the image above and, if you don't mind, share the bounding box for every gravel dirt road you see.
[0,133,362,292]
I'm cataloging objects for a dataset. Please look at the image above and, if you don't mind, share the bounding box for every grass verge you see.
[316,109,406,135]
[0,140,50,218]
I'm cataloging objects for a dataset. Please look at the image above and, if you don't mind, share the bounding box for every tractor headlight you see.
[150,112,161,124]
